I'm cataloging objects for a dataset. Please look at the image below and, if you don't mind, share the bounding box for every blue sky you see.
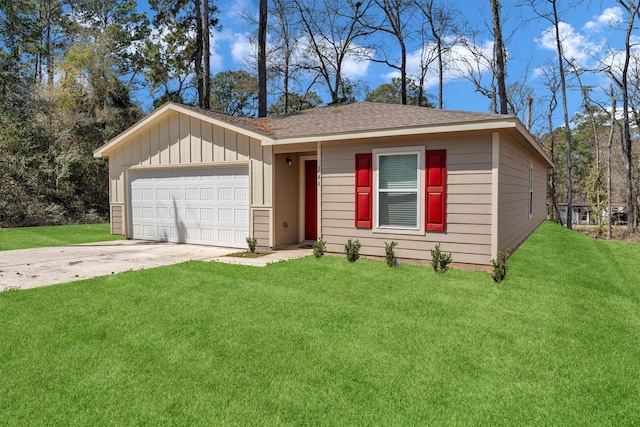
[138,0,632,132]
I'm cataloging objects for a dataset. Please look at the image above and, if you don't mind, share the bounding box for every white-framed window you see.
[374,148,422,231]
[529,163,534,218]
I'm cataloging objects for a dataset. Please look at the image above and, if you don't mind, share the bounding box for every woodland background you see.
[1,0,639,237]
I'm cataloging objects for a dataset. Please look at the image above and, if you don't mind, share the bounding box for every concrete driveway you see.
[0,240,237,291]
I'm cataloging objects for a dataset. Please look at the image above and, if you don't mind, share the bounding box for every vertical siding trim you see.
[317,141,322,238]
[491,132,500,258]
[270,153,275,247]
[123,167,130,239]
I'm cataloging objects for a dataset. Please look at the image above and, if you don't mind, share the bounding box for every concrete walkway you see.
[0,240,312,291]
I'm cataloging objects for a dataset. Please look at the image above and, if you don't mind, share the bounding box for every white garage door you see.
[129,167,249,248]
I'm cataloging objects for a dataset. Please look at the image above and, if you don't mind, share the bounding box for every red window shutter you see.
[355,153,373,228]
[426,150,446,232]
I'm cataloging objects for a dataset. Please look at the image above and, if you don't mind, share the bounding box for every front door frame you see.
[298,155,318,242]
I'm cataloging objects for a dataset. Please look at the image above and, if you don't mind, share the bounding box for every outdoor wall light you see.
[285,156,292,166]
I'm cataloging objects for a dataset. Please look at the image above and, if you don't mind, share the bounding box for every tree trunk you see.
[202,0,211,109]
[258,0,267,117]
[436,36,443,109]
[607,85,615,239]
[616,0,637,233]
[551,0,573,229]
[547,100,562,225]
[491,0,508,114]
[194,0,204,108]
[400,38,407,105]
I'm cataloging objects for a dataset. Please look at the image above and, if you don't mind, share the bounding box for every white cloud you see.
[584,7,623,31]
[225,0,251,20]
[342,45,372,79]
[231,33,255,64]
[532,67,545,80]
[535,21,602,66]
[209,28,254,71]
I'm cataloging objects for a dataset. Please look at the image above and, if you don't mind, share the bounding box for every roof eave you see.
[513,121,554,168]
[263,118,521,145]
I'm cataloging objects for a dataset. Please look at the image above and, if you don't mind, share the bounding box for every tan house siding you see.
[110,204,124,235]
[320,133,493,266]
[273,153,299,247]
[252,209,271,246]
[497,136,548,253]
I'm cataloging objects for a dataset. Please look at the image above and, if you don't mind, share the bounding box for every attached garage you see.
[94,103,273,250]
[129,166,249,248]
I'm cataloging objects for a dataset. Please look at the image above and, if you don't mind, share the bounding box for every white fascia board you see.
[93,102,273,158]
[262,119,518,146]
[514,121,554,168]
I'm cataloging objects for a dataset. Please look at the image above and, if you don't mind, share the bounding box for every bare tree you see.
[540,62,563,224]
[572,67,604,227]
[412,24,438,107]
[453,2,515,114]
[605,0,640,232]
[364,0,417,105]
[606,84,617,239]
[415,0,458,109]
[294,0,373,104]
[524,0,577,229]
[455,32,498,112]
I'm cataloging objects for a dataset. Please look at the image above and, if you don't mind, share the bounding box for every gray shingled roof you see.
[264,102,508,139]
[186,101,511,140]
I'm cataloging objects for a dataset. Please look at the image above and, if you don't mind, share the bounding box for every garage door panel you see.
[235,209,249,223]
[199,208,214,221]
[156,188,169,200]
[129,167,249,248]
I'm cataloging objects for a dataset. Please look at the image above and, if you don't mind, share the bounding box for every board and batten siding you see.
[320,133,493,266]
[497,135,548,253]
[106,110,272,235]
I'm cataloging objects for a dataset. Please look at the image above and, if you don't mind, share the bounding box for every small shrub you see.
[385,241,398,267]
[430,243,452,273]
[246,236,258,253]
[344,239,361,263]
[491,249,510,282]
[313,235,327,258]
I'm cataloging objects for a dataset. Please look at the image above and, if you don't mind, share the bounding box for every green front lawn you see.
[0,223,123,251]
[1,222,639,425]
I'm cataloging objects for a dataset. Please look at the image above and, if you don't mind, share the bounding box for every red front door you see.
[304,160,317,240]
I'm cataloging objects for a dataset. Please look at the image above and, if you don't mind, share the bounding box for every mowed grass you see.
[0,223,123,251]
[1,222,639,425]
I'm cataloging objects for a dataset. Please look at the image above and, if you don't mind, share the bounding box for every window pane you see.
[379,154,417,190]
[379,192,417,227]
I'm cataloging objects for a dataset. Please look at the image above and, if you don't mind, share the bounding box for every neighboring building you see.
[558,202,595,225]
[93,102,552,268]
[557,202,627,225]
